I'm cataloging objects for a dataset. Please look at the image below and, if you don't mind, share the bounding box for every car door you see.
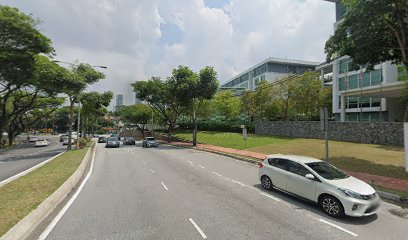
[285,161,316,201]
[267,158,290,190]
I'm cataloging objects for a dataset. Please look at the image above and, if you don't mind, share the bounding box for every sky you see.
[1,0,335,106]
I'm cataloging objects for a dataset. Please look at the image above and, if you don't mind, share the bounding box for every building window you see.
[348,74,359,89]
[370,69,382,85]
[339,77,346,91]
[359,97,370,108]
[362,72,370,87]
[254,64,267,77]
[371,98,381,107]
[347,97,358,108]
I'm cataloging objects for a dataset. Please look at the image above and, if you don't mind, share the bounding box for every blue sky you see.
[0,0,335,105]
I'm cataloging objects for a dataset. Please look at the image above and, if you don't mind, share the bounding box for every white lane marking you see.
[231,180,246,187]
[0,151,64,188]
[161,181,169,190]
[211,171,222,177]
[319,219,358,237]
[150,169,155,174]
[187,160,193,164]
[260,192,281,202]
[0,161,3,164]
[142,161,146,165]
[38,143,97,240]
[189,218,207,239]
[179,156,185,160]
[198,165,205,169]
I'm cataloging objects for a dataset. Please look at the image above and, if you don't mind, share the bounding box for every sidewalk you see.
[166,140,408,193]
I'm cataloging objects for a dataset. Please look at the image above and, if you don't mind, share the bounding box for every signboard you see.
[242,128,247,139]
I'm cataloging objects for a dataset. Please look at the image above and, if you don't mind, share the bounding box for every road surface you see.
[0,135,65,182]
[32,143,408,240]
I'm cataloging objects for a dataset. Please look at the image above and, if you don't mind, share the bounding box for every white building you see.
[320,0,406,122]
[220,57,319,91]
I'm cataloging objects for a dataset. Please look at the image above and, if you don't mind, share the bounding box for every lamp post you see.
[53,60,107,150]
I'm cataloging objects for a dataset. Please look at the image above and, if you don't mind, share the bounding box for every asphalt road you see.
[36,142,408,240]
[0,135,65,182]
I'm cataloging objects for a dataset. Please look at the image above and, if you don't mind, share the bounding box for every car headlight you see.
[338,188,363,199]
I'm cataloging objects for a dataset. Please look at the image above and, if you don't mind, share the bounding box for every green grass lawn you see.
[174,131,293,149]
[0,144,92,237]
[174,131,408,180]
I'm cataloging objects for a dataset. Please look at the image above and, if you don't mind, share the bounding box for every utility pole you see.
[320,107,329,161]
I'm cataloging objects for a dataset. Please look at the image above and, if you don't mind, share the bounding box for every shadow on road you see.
[252,184,378,225]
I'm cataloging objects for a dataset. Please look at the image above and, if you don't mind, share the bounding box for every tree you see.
[132,77,184,142]
[117,104,152,137]
[0,6,54,141]
[59,63,106,150]
[325,0,408,70]
[80,91,113,136]
[212,90,241,121]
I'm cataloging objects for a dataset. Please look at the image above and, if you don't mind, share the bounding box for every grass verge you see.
[374,185,408,199]
[0,144,91,237]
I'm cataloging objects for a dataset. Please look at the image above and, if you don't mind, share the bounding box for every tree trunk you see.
[67,99,74,151]
[192,98,197,146]
[167,124,173,143]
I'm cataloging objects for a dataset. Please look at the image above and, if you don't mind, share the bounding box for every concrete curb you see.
[377,190,408,206]
[0,152,65,188]
[0,143,95,240]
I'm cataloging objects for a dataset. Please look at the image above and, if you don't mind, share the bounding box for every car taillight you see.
[259,162,263,168]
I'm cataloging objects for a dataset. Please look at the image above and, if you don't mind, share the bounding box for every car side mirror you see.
[305,174,315,180]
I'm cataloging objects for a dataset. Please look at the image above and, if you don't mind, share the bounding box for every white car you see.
[34,138,49,147]
[29,136,40,142]
[258,154,381,218]
[62,138,75,145]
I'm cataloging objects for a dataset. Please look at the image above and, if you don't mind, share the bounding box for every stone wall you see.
[255,121,404,146]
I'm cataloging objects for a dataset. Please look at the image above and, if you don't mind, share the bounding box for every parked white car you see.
[258,154,381,218]
[34,138,49,147]
[62,138,75,145]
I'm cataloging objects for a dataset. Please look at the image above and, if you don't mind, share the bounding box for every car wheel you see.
[319,195,345,218]
[261,176,273,190]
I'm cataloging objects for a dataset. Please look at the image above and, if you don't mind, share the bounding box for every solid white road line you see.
[211,171,222,177]
[231,180,246,187]
[198,165,205,169]
[37,143,98,240]
[150,169,155,174]
[260,192,281,202]
[142,161,146,165]
[318,219,358,237]
[188,218,207,239]
[161,181,169,190]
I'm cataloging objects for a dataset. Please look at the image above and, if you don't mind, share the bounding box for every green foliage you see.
[325,0,408,70]
[80,91,113,135]
[212,90,242,121]
[241,72,331,121]
[116,104,152,136]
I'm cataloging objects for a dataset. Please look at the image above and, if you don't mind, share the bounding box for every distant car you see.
[35,138,49,147]
[98,136,107,143]
[62,138,75,145]
[106,137,120,148]
[142,137,158,148]
[59,134,68,142]
[123,137,135,145]
[258,154,381,218]
[29,136,40,142]
[111,133,120,141]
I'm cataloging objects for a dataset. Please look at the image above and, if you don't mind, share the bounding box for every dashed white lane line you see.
[178,156,184,160]
[198,165,205,169]
[150,169,155,174]
[189,218,207,239]
[211,171,222,177]
[319,219,358,237]
[142,161,146,165]
[231,180,246,187]
[0,161,3,164]
[260,192,281,202]
[161,181,169,190]
[187,160,193,164]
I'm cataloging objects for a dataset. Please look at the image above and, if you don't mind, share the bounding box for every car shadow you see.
[253,184,378,225]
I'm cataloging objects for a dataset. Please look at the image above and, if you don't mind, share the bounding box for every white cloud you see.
[0,0,335,105]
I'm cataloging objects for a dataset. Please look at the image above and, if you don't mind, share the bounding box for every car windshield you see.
[146,137,155,141]
[126,137,134,140]
[305,162,349,180]
[107,137,118,141]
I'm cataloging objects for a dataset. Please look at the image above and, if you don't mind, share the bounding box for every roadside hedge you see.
[177,121,254,133]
